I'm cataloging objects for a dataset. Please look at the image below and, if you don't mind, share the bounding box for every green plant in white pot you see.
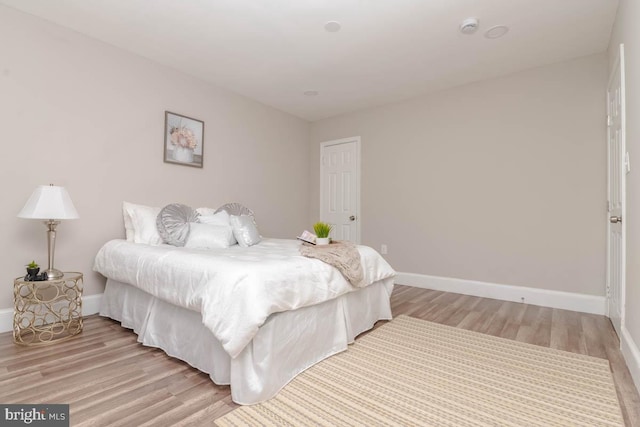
[313,222,333,245]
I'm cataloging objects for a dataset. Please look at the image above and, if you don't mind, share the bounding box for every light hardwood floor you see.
[1,285,639,426]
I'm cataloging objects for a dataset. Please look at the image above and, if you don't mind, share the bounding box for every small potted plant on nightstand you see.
[26,261,40,280]
[313,222,333,245]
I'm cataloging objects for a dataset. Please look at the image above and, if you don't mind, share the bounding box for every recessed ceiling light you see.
[485,25,509,39]
[324,21,341,32]
[459,17,479,35]
[304,90,319,97]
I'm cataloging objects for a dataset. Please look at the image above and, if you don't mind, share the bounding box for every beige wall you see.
[0,5,611,313]
[609,0,640,361]
[0,6,310,310]
[310,54,607,295]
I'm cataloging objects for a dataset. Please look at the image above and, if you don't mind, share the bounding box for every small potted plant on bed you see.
[313,222,333,245]
[26,260,40,280]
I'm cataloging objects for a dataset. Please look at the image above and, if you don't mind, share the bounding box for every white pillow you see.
[230,215,261,247]
[198,210,236,245]
[123,202,162,245]
[122,202,137,242]
[198,210,230,226]
[185,222,235,249]
[196,207,217,216]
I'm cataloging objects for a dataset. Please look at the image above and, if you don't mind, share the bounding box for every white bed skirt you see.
[100,278,394,404]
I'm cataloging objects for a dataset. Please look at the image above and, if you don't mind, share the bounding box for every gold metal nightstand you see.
[13,272,83,346]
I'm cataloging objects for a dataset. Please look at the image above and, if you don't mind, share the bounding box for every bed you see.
[94,204,395,404]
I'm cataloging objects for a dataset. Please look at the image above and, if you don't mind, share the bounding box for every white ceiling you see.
[0,0,619,121]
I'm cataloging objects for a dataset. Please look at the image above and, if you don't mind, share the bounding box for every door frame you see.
[319,136,362,244]
[606,43,626,332]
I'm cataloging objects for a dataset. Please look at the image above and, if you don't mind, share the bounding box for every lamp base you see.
[45,268,64,280]
[44,220,63,281]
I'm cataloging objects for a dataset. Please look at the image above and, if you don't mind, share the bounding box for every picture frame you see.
[163,111,204,168]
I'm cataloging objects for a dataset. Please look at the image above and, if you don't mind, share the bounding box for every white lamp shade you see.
[18,185,79,220]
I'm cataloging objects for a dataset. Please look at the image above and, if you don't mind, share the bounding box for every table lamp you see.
[18,184,79,280]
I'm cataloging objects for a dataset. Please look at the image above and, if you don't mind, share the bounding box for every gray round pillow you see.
[156,203,199,247]
[214,202,254,217]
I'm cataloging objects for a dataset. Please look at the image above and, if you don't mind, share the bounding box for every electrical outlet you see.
[380,244,388,255]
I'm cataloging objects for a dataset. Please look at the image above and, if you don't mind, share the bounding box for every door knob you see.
[610,216,622,224]
[349,215,356,221]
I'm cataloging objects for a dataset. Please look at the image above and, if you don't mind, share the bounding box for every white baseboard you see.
[396,272,606,315]
[621,326,640,393]
[83,293,104,318]
[0,307,11,334]
[0,293,103,334]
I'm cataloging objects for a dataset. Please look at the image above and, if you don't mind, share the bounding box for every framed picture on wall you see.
[164,111,204,168]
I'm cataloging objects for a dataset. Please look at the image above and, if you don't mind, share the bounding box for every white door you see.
[320,137,360,243]
[606,44,626,338]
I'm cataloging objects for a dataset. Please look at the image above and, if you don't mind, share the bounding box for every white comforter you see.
[93,238,395,358]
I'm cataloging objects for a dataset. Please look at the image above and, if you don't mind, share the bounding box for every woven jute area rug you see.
[216,315,624,426]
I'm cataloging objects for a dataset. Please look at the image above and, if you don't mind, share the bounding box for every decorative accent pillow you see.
[184,222,235,249]
[230,215,261,247]
[123,202,162,245]
[156,203,199,247]
[215,202,254,217]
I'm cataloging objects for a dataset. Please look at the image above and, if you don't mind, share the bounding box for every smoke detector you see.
[485,25,509,39]
[459,17,479,35]
[324,21,342,32]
